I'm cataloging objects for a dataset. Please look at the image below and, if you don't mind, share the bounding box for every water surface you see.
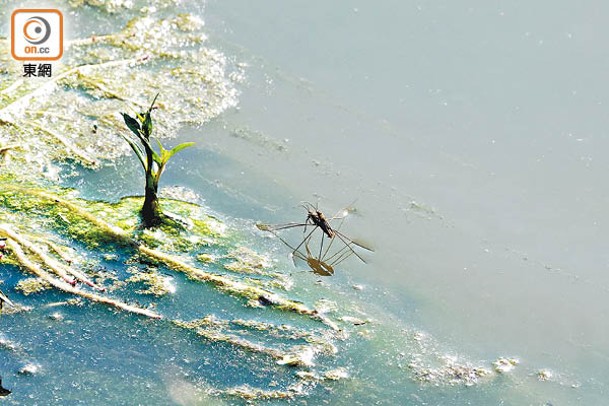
[2,0,609,404]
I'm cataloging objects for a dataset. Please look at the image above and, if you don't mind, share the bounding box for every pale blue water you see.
[1,0,609,404]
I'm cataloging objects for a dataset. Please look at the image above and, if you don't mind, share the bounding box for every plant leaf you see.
[150,147,162,166]
[139,94,160,138]
[154,138,167,154]
[121,113,141,137]
[148,93,160,114]
[168,142,195,160]
[142,112,153,139]
[152,137,172,166]
[119,133,147,171]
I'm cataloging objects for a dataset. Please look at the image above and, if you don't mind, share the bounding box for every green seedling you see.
[121,94,195,227]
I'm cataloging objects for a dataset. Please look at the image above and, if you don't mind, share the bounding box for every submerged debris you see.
[0,378,10,397]
[48,312,64,321]
[340,315,369,326]
[0,337,20,353]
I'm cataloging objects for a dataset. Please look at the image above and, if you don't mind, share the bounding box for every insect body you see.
[305,205,334,239]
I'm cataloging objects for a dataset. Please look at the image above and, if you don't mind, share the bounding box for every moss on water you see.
[15,278,51,295]
[125,266,174,296]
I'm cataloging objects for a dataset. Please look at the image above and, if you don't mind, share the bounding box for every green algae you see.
[68,0,135,14]
[196,253,215,264]
[125,266,174,296]
[223,247,273,275]
[15,278,51,296]
[0,182,298,307]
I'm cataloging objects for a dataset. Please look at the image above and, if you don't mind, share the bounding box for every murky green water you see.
[1,0,608,404]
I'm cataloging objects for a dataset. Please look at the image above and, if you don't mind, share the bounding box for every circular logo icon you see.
[23,16,51,45]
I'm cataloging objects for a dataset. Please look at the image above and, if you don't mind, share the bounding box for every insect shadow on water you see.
[257,202,373,276]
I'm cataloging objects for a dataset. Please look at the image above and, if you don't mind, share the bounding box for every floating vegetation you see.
[125,266,175,296]
[324,367,349,381]
[0,0,336,389]
[17,363,41,376]
[409,354,491,387]
[0,181,340,322]
[174,316,328,368]
[493,357,520,374]
[15,278,51,296]
[397,329,521,387]
[223,246,273,275]
[537,369,553,382]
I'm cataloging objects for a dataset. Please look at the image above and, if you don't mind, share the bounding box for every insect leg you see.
[292,225,318,257]
[334,232,368,263]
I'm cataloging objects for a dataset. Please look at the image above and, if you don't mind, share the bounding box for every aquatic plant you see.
[121,94,195,227]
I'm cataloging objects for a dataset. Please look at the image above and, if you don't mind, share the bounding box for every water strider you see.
[257,202,373,275]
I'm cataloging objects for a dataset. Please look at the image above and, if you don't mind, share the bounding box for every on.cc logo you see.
[11,9,63,61]
[23,16,52,45]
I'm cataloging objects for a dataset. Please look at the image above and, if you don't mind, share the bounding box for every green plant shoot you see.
[121,94,195,227]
